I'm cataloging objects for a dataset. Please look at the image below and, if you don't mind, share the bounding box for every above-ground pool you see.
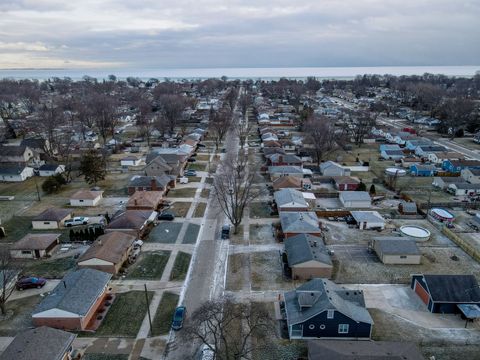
[400,225,431,241]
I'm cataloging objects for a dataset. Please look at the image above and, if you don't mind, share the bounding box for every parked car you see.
[64,217,89,227]
[221,225,230,239]
[16,277,47,290]
[179,177,189,184]
[197,143,206,148]
[185,170,197,177]
[172,306,186,330]
[158,212,175,221]
[187,158,196,162]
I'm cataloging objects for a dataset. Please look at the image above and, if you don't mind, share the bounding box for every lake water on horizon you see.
[0,65,478,81]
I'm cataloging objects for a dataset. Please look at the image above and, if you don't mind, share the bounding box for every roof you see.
[417,145,447,152]
[457,304,480,319]
[0,326,76,360]
[466,168,480,176]
[11,233,60,250]
[33,268,112,317]
[339,191,371,202]
[38,164,62,171]
[78,232,135,264]
[333,176,360,185]
[0,166,28,175]
[411,164,436,171]
[21,137,46,149]
[374,239,420,255]
[400,201,417,213]
[351,211,385,224]
[32,208,71,222]
[107,210,154,230]
[0,145,29,157]
[284,278,373,326]
[320,161,343,171]
[449,160,480,167]
[450,183,480,190]
[145,155,173,171]
[127,191,163,208]
[285,234,332,267]
[70,189,103,200]
[267,153,302,163]
[128,175,174,188]
[268,166,303,174]
[274,189,308,208]
[279,212,320,233]
[273,176,303,189]
[307,340,425,360]
[421,275,480,303]
[383,150,405,156]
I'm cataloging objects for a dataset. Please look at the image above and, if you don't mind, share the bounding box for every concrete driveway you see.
[8,279,60,301]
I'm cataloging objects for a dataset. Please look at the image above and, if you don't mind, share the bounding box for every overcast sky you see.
[0,0,479,69]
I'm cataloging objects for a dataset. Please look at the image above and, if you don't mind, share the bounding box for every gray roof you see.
[452,183,480,190]
[285,234,332,266]
[32,208,71,222]
[274,188,308,208]
[374,239,420,255]
[421,274,480,303]
[339,191,371,202]
[400,201,417,213]
[129,175,174,188]
[268,166,304,174]
[268,153,302,163]
[39,164,61,171]
[284,278,373,326]
[0,166,27,175]
[383,150,405,156]
[0,326,75,360]
[320,161,343,171]
[351,211,384,223]
[279,212,320,233]
[33,268,112,317]
[0,145,28,157]
[417,145,447,152]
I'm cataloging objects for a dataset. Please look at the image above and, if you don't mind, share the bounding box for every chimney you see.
[150,178,156,190]
[134,199,138,206]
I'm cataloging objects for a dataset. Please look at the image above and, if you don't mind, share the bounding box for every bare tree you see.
[157,94,189,135]
[91,94,118,145]
[234,120,254,150]
[225,88,238,114]
[346,110,376,146]
[304,116,338,165]
[0,249,18,315]
[183,297,276,360]
[238,93,252,118]
[35,101,63,158]
[213,152,262,234]
[209,109,232,150]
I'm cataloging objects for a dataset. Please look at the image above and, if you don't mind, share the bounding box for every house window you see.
[400,255,407,259]
[308,324,315,330]
[338,324,349,334]
[291,324,303,337]
[319,324,326,330]
[327,310,334,319]
[43,222,50,225]
[79,199,84,202]
[21,250,32,254]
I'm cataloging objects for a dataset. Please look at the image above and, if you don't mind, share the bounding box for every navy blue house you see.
[284,278,373,340]
[411,274,480,314]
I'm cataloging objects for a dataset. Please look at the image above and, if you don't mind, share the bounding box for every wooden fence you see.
[442,227,480,263]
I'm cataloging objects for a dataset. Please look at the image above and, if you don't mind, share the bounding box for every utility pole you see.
[33,176,41,201]
[144,284,153,337]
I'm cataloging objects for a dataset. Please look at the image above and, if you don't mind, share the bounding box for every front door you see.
[34,250,41,258]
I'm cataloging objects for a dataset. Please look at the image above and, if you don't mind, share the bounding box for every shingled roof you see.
[78,232,135,264]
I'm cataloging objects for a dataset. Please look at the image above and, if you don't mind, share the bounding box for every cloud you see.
[0,0,479,69]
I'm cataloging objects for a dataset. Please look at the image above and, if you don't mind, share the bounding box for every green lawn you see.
[1,216,33,242]
[249,202,275,218]
[167,188,197,198]
[0,295,42,336]
[21,256,77,278]
[187,163,207,171]
[193,202,207,217]
[169,251,192,281]
[185,176,202,183]
[196,154,210,161]
[152,292,179,336]
[95,291,154,337]
[126,251,171,279]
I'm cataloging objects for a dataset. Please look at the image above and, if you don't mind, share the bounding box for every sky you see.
[0,0,479,69]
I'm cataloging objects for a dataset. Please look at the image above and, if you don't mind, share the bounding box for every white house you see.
[320,161,350,176]
[339,191,371,208]
[461,168,480,184]
[351,211,385,230]
[447,183,480,196]
[38,164,65,177]
[121,156,142,167]
[70,190,104,207]
[0,166,34,182]
[32,208,72,230]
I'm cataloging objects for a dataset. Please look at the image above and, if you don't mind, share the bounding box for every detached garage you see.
[351,211,385,230]
[372,238,421,264]
[339,192,371,208]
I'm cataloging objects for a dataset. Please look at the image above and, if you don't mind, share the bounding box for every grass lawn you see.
[169,202,192,217]
[148,222,182,243]
[226,253,248,291]
[95,291,153,337]
[187,163,207,171]
[167,188,197,198]
[169,252,192,281]
[0,295,42,336]
[21,256,77,278]
[152,292,179,336]
[249,224,275,245]
[84,355,129,360]
[185,176,202,183]
[193,202,207,217]
[205,177,214,185]
[126,251,171,279]
[195,154,210,161]
[1,216,33,242]
[249,202,275,218]
[182,223,200,244]
[200,188,210,198]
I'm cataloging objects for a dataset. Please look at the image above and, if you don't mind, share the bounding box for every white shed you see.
[351,211,385,230]
[70,190,103,207]
[339,191,371,208]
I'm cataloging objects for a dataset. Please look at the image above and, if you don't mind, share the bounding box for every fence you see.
[442,227,480,263]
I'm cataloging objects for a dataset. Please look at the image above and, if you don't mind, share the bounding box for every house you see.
[442,159,480,173]
[126,191,163,210]
[127,175,176,196]
[379,144,402,152]
[372,238,421,264]
[144,155,173,176]
[399,201,417,215]
[427,151,464,164]
[70,190,103,207]
[0,145,40,166]
[411,274,480,314]
[307,340,424,360]
[20,137,51,157]
[31,208,72,229]
[273,176,304,190]
[106,210,157,237]
[339,192,371,208]
[461,168,480,184]
[0,326,76,360]
[380,149,405,160]
[410,164,436,177]
[267,154,303,167]
[268,166,304,180]
[121,156,142,167]
[405,138,432,151]
[274,189,309,211]
[0,165,34,182]
[333,176,360,191]
[415,145,447,157]
[284,234,333,280]
[77,232,135,274]
[432,176,464,190]
[320,161,350,176]
[263,147,286,156]
[279,211,321,239]
[284,278,373,339]
[10,233,61,259]
[350,211,385,230]
[38,164,65,177]
[32,268,112,330]
[447,182,480,196]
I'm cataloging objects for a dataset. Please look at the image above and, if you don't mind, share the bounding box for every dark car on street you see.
[221,225,230,239]
[187,158,196,162]
[16,276,47,290]
[158,212,175,221]
[172,306,186,330]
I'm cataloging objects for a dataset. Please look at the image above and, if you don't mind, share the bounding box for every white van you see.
[179,177,189,184]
